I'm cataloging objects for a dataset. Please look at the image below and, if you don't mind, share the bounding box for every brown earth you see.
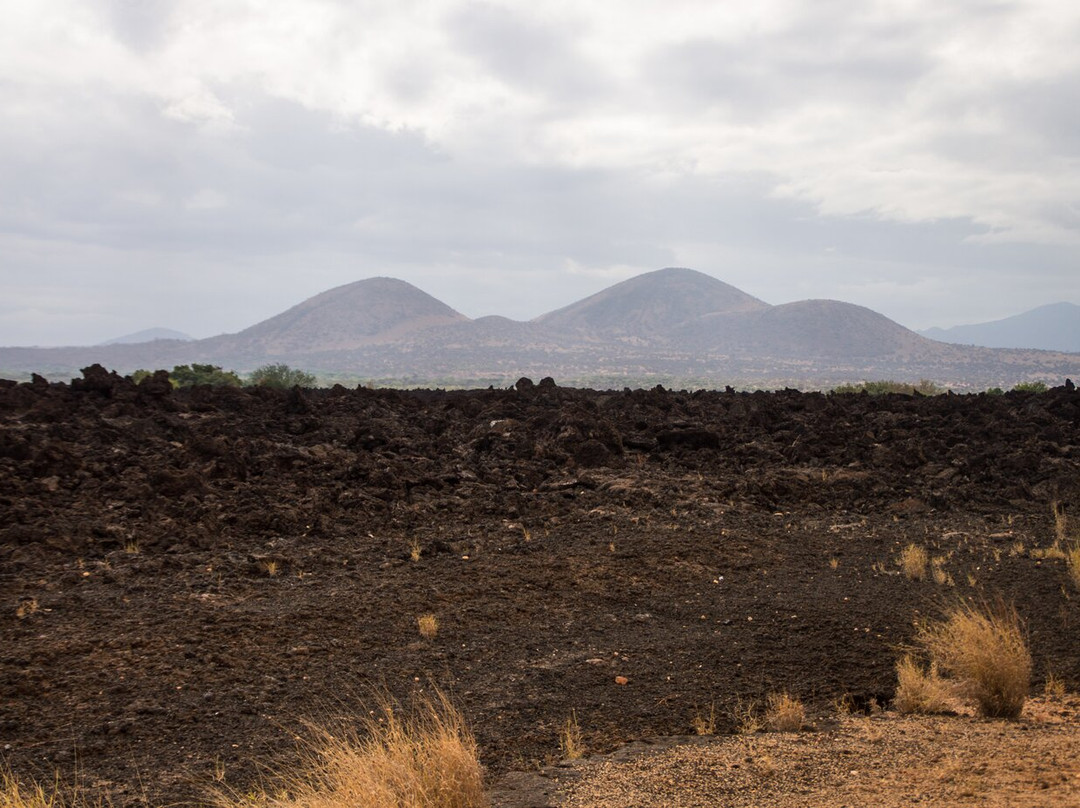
[1,366,1079,805]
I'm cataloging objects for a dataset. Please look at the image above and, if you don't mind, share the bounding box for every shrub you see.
[894,654,953,714]
[248,363,317,389]
[215,691,487,808]
[169,364,242,387]
[916,601,1031,719]
[764,692,805,732]
[1012,381,1048,393]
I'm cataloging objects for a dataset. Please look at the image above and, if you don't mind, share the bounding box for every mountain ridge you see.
[2,269,1078,389]
[920,302,1080,352]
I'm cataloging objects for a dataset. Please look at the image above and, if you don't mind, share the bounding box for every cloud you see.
[1,1,1079,345]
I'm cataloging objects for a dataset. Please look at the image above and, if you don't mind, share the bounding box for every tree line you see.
[130,363,318,389]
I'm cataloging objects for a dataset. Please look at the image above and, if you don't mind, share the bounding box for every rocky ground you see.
[1,367,1079,805]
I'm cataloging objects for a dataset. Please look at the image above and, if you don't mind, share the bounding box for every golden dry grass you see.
[1,773,62,808]
[764,693,806,732]
[917,601,1031,719]
[691,703,717,736]
[417,614,439,639]
[894,655,953,715]
[0,772,102,808]
[216,691,487,808]
[559,711,585,760]
[899,544,928,580]
[1067,544,1080,590]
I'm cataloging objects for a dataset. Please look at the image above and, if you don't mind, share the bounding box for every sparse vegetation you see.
[0,771,71,808]
[832,379,946,396]
[1012,381,1048,393]
[1044,672,1066,701]
[894,655,953,714]
[915,601,1031,719]
[764,692,806,732]
[1068,544,1080,590]
[214,691,487,808]
[899,543,929,580]
[691,702,717,736]
[248,364,318,389]
[559,711,585,760]
[733,698,764,734]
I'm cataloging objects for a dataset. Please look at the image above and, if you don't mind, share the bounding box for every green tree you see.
[248,363,318,389]
[169,364,243,387]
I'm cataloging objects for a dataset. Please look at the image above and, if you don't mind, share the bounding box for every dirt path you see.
[494,697,1080,807]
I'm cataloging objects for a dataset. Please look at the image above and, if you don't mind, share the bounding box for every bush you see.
[915,601,1031,719]
[1012,381,1048,393]
[169,364,242,387]
[248,363,318,389]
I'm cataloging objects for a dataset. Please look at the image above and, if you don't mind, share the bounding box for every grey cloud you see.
[643,17,933,122]
[445,3,609,101]
[2,77,1077,345]
[98,0,178,51]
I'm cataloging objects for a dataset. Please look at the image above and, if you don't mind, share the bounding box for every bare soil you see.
[2,367,1079,805]
[544,696,1080,808]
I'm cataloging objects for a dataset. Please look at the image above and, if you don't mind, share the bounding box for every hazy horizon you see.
[3,2,1079,346]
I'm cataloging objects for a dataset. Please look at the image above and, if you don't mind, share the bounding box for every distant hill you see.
[536,267,768,341]
[2,270,1078,389]
[99,328,193,345]
[201,277,469,358]
[921,303,1080,352]
[675,299,932,359]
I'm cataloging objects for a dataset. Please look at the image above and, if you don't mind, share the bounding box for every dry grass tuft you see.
[691,702,717,736]
[417,614,439,639]
[1053,500,1068,544]
[1068,544,1080,591]
[214,691,487,808]
[917,601,1031,719]
[1,772,61,808]
[899,544,928,580]
[894,654,954,714]
[1044,672,1067,701]
[0,771,102,808]
[559,711,585,760]
[764,692,806,732]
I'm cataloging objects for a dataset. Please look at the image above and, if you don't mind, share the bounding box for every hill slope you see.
[208,277,469,356]
[677,299,932,359]
[535,267,769,341]
[921,302,1080,352]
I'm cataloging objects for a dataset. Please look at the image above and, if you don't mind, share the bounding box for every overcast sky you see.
[2,0,1079,345]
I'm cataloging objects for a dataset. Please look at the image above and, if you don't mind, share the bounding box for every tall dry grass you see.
[899,544,928,580]
[216,691,487,808]
[916,601,1031,719]
[764,692,806,732]
[894,655,953,714]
